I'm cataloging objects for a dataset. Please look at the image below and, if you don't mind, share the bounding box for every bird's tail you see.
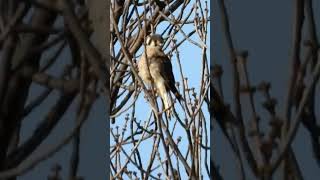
[162,92,173,118]
[170,85,184,106]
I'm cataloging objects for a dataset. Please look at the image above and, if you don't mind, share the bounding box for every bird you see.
[137,34,183,117]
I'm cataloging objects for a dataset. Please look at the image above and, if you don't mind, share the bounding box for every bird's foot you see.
[163,107,174,119]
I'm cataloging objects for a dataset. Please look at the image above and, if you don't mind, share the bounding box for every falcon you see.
[138,34,183,117]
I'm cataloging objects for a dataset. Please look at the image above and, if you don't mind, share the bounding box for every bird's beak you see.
[163,36,169,41]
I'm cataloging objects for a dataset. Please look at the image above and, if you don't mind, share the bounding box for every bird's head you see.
[146,34,164,48]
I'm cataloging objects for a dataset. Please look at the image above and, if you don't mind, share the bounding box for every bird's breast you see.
[138,55,152,84]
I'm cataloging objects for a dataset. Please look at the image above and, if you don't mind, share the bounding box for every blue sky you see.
[111,1,211,179]
[16,1,210,179]
[213,0,320,179]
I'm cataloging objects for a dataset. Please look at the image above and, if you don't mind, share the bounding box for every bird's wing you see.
[153,55,183,101]
[160,55,176,86]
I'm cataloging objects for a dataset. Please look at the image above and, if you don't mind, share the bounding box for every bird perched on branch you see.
[138,34,183,117]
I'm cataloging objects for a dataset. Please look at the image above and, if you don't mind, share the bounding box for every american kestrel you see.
[138,34,183,117]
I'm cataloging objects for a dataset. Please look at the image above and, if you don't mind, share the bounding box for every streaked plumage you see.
[138,34,182,117]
